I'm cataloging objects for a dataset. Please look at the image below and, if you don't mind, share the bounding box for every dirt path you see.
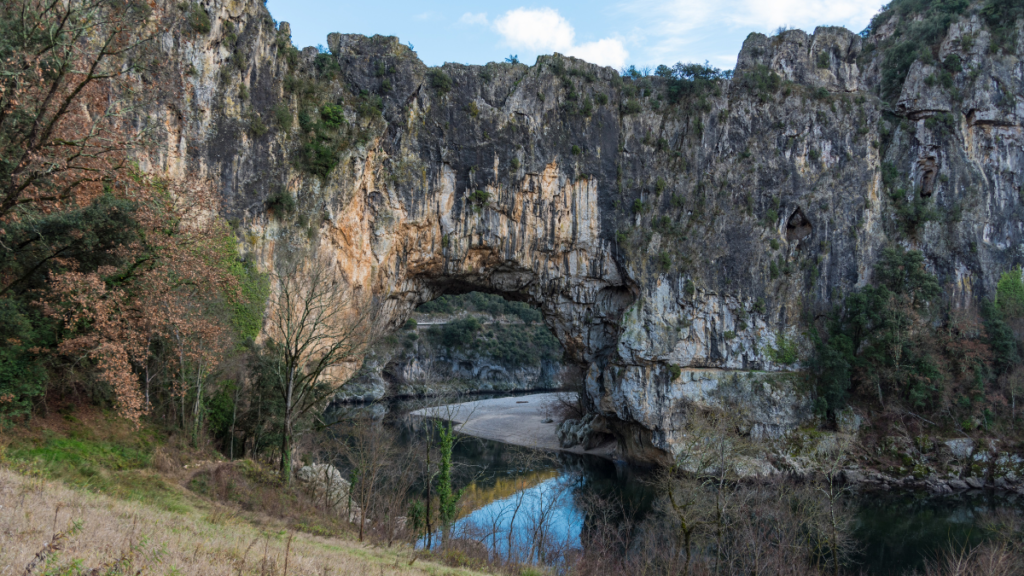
[410,393,616,458]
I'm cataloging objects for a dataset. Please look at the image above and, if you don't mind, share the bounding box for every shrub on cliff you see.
[866,0,971,102]
[320,104,346,128]
[265,189,296,216]
[300,140,339,178]
[274,103,293,131]
[734,65,781,103]
[186,2,211,34]
[662,62,725,105]
[428,69,453,95]
[982,0,1024,52]
[314,52,340,78]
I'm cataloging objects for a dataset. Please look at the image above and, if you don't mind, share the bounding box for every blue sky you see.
[265,0,886,71]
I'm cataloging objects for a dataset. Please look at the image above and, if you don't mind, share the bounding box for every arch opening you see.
[357,289,578,403]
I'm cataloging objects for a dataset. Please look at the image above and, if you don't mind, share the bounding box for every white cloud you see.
[459,12,489,26]
[621,0,877,33]
[732,0,878,31]
[493,8,628,68]
[494,8,575,52]
[567,39,629,69]
[616,0,879,68]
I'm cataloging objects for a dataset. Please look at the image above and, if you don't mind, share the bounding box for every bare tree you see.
[809,435,857,576]
[338,417,404,542]
[260,254,378,482]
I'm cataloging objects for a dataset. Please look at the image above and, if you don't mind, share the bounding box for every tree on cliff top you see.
[256,255,379,482]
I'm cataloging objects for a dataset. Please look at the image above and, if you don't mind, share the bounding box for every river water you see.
[327,395,1024,574]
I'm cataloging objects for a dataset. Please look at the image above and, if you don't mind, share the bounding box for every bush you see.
[248,113,267,136]
[435,317,481,347]
[766,333,798,365]
[735,65,781,103]
[298,109,315,133]
[892,189,939,237]
[232,50,247,72]
[753,297,766,314]
[265,189,296,216]
[579,97,594,117]
[595,93,609,105]
[997,268,1024,319]
[470,189,490,205]
[300,140,339,178]
[622,98,642,115]
[0,298,46,424]
[356,93,383,118]
[428,69,452,95]
[273,103,293,131]
[187,2,211,34]
[320,104,345,128]
[657,251,671,272]
[313,53,340,77]
[924,111,956,140]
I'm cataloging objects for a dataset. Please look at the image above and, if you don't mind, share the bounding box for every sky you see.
[264,0,887,72]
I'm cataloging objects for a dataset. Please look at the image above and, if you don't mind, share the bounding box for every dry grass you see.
[0,465,492,576]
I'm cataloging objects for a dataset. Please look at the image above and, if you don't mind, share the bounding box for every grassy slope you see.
[0,410,491,576]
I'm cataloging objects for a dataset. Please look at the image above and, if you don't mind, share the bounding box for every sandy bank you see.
[410,393,616,459]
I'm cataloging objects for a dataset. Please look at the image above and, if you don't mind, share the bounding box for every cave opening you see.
[786,207,814,242]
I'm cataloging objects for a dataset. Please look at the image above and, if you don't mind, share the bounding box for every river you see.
[326,394,1024,574]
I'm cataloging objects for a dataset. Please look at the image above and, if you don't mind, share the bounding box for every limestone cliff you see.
[137,0,1024,462]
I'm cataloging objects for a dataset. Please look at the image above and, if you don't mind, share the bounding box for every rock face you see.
[136,1,1023,463]
[297,463,356,518]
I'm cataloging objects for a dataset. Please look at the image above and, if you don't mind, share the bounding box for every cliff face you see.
[140,0,1024,462]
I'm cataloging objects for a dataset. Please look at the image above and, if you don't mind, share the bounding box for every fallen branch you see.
[22,522,79,576]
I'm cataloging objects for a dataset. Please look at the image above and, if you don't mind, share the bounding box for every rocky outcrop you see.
[134,1,1023,463]
[297,463,358,520]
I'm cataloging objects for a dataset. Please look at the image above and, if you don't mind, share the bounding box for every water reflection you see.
[853,490,1024,575]
[422,475,584,565]
[324,396,1024,574]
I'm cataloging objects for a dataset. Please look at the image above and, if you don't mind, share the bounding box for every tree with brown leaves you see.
[0,0,154,222]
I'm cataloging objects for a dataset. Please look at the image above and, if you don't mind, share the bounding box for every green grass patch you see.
[4,423,192,513]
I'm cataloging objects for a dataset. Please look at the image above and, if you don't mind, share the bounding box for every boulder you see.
[557,413,597,448]
[947,478,968,491]
[835,408,862,435]
[297,463,355,518]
